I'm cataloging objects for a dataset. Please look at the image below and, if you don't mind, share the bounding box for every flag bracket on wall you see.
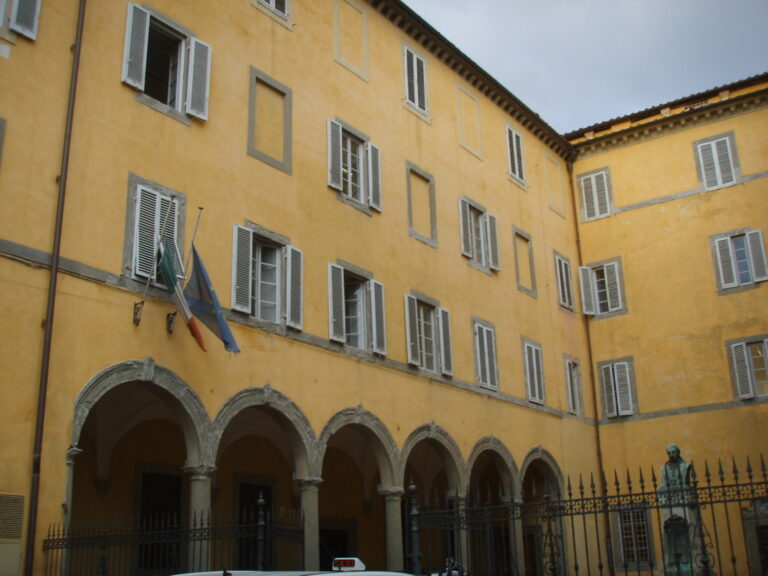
[166,311,177,334]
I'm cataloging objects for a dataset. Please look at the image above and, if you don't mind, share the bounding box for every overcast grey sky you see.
[401,0,768,134]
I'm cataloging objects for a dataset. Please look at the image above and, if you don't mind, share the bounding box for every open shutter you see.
[328,264,345,342]
[121,3,150,90]
[438,307,453,376]
[486,214,501,270]
[746,230,768,282]
[134,187,159,279]
[714,237,737,288]
[404,294,419,365]
[601,365,617,417]
[186,38,212,120]
[459,198,472,257]
[10,0,41,40]
[231,225,253,313]
[285,246,304,330]
[579,267,596,315]
[604,262,622,311]
[367,142,382,211]
[731,342,755,399]
[370,281,386,355]
[614,362,634,415]
[327,120,343,191]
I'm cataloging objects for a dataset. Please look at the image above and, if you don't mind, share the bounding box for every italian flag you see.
[157,240,207,351]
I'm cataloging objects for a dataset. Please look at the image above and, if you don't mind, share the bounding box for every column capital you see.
[183,464,216,480]
[378,486,405,501]
[294,477,323,491]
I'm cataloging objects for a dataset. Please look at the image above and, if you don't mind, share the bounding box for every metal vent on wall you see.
[0,494,24,539]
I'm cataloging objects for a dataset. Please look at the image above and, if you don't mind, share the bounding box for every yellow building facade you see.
[0,0,765,575]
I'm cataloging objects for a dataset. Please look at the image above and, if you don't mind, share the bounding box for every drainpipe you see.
[24,1,87,575]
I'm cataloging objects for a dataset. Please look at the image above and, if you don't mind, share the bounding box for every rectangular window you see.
[712,229,768,291]
[514,228,536,297]
[404,46,428,114]
[578,168,612,221]
[459,197,500,272]
[121,3,211,121]
[523,339,545,404]
[473,320,498,389]
[405,294,452,375]
[728,335,768,399]
[125,177,186,286]
[3,0,41,40]
[555,253,574,310]
[327,119,381,211]
[580,259,625,316]
[695,133,738,190]
[248,67,292,174]
[328,264,386,354]
[599,358,635,418]
[506,125,525,184]
[565,357,581,414]
[258,0,288,19]
[232,225,303,330]
[618,509,652,566]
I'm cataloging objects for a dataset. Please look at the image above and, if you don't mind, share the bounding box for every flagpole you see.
[184,206,204,279]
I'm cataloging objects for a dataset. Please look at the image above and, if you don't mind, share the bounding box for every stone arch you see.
[466,436,519,501]
[520,445,565,499]
[315,405,401,489]
[400,422,466,497]
[212,384,314,479]
[71,357,212,468]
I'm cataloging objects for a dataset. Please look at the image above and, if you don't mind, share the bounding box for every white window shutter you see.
[328,263,345,342]
[134,187,159,279]
[746,230,768,282]
[459,198,472,257]
[595,172,609,217]
[715,138,735,186]
[415,55,426,111]
[404,294,419,365]
[581,176,595,220]
[614,362,634,415]
[731,342,755,399]
[186,38,212,120]
[285,246,304,330]
[486,214,501,270]
[367,142,382,211]
[485,328,497,388]
[231,225,253,313]
[698,142,718,189]
[601,365,617,417]
[579,266,596,315]
[525,344,535,399]
[514,132,524,181]
[327,120,343,191]
[10,0,41,40]
[714,237,737,288]
[158,195,183,279]
[438,307,453,376]
[604,262,622,311]
[370,280,387,355]
[121,3,150,91]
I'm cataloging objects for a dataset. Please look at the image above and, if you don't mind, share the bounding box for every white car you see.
[172,557,416,576]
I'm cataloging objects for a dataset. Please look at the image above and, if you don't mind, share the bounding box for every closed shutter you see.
[186,38,212,120]
[698,142,718,189]
[134,187,159,279]
[557,256,573,308]
[370,281,386,355]
[459,198,472,257]
[715,138,735,186]
[714,237,737,288]
[367,142,382,211]
[601,365,617,417]
[405,49,416,106]
[514,132,524,181]
[121,3,150,90]
[404,294,419,365]
[594,172,609,217]
[486,214,501,270]
[604,262,623,311]
[285,246,303,330]
[438,307,452,376]
[231,225,253,313]
[415,54,426,111]
[525,344,536,400]
[328,264,345,342]
[508,128,524,181]
[327,120,343,191]
[614,362,634,415]
[731,342,755,399]
[158,195,183,278]
[581,176,596,220]
[746,230,768,282]
[10,0,41,40]
[579,266,596,315]
[485,327,497,388]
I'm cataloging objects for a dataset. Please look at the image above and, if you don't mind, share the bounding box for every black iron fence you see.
[409,456,768,576]
[43,505,303,576]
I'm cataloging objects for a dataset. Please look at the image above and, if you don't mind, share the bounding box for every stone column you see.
[379,488,404,571]
[296,478,322,570]
[184,464,215,571]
